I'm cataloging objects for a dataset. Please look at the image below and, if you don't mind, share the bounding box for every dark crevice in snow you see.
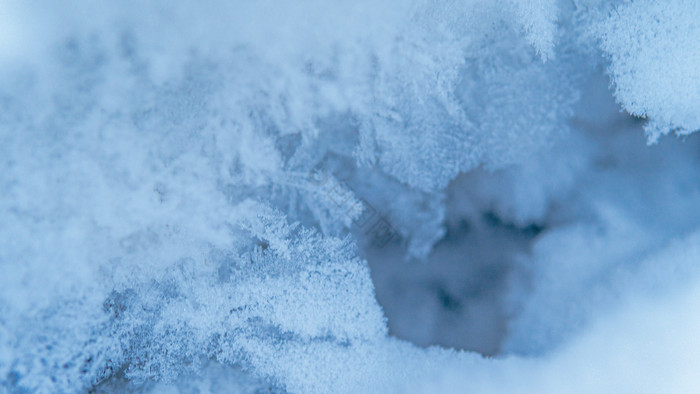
[362,200,544,356]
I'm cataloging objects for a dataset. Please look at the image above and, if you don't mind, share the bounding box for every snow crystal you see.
[2,0,700,393]
[598,0,700,142]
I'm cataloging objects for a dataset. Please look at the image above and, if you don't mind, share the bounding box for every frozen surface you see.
[1,0,700,393]
[597,0,700,141]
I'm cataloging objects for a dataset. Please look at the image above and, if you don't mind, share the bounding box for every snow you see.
[597,0,700,142]
[411,232,700,393]
[1,0,700,393]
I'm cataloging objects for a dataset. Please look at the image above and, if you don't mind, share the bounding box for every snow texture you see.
[1,0,700,393]
[597,0,700,142]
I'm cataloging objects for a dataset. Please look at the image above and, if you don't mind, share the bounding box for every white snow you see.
[1,1,700,393]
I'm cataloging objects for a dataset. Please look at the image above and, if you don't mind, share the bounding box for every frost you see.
[507,0,559,61]
[2,0,700,393]
[1,200,387,391]
[597,0,700,142]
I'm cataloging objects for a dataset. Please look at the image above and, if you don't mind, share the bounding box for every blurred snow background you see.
[1,0,700,392]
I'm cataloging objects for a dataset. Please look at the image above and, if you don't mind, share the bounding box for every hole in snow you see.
[362,178,543,357]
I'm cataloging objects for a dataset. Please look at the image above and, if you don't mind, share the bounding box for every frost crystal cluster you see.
[1,0,700,393]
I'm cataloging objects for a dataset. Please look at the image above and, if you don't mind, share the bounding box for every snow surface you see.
[1,0,700,393]
[597,0,700,142]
